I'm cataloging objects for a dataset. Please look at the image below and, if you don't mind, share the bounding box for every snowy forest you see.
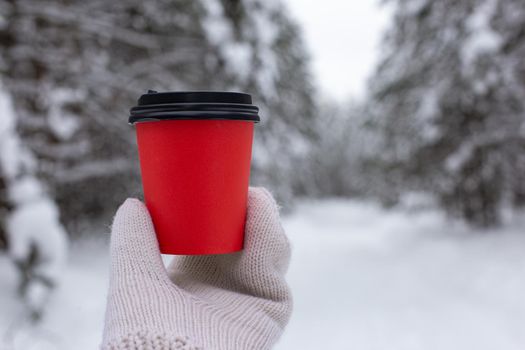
[1,0,525,349]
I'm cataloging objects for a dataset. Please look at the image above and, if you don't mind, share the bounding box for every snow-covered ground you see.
[277,200,525,350]
[1,199,524,349]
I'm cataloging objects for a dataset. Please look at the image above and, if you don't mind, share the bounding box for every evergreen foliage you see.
[368,0,525,226]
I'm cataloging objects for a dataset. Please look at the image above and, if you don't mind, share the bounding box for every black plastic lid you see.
[129,90,260,124]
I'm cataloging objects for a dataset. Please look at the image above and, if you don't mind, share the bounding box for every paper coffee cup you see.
[129,91,259,255]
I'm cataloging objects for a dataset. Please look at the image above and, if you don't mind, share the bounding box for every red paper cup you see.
[129,91,260,255]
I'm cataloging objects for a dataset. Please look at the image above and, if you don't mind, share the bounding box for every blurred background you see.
[1,0,524,349]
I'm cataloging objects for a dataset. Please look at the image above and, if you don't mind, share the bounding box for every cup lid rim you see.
[129,90,260,124]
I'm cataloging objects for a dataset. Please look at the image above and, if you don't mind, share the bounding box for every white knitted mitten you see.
[101,187,292,349]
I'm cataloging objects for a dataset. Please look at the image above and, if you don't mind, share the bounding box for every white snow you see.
[445,141,474,173]
[47,88,81,141]
[221,42,253,81]
[201,0,281,93]
[7,177,68,278]
[0,88,69,319]
[1,199,525,349]
[249,2,280,94]
[201,0,231,46]
[461,0,502,67]
[0,88,15,133]
[417,88,441,142]
[277,200,525,349]
[7,176,45,206]
[0,89,36,178]
[0,239,107,350]
[201,0,254,82]
[404,0,430,16]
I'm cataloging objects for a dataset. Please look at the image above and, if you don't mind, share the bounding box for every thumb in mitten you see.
[108,198,169,286]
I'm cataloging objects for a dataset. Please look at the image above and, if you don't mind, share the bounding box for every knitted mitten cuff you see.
[101,331,201,350]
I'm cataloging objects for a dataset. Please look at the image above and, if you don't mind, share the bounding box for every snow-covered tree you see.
[294,100,376,198]
[0,88,68,321]
[0,0,317,231]
[203,0,317,202]
[368,0,525,226]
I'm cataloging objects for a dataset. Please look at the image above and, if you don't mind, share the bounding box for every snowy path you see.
[278,201,525,350]
[1,200,524,349]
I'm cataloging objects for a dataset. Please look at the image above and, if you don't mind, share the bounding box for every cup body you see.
[135,119,254,255]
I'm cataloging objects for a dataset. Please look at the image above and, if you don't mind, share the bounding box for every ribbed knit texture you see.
[102,331,198,349]
[101,187,292,350]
